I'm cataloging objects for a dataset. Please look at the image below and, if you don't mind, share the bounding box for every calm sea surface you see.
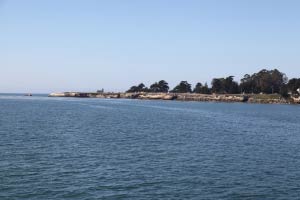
[1,94,300,200]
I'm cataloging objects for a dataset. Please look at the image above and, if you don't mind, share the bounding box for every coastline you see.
[48,92,300,104]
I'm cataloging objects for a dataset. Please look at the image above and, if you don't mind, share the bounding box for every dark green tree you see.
[127,83,148,92]
[193,82,202,93]
[149,80,169,92]
[193,83,211,94]
[158,80,169,92]
[211,78,222,93]
[171,81,192,93]
[287,78,300,94]
[240,69,288,94]
[193,82,211,94]
[240,74,255,93]
[224,76,239,94]
[279,84,289,98]
[201,83,211,94]
[149,82,160,92]
[127,86,138,93]
[211,76,239,94]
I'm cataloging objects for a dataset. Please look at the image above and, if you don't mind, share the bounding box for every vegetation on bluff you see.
[239,69,288,94]
[211,76,239,94]
[287,78,300,95]
[126,69,300,98]
[193,83,211,94]
[170,81,192,93]
[127,83,148,93]
[150,80,169,93]
[127,80,169,93]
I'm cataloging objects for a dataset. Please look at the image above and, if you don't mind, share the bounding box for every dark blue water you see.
[1,94,300,199]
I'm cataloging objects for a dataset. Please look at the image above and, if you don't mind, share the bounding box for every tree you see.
[193,82,211,94]
[136,83,148,92]
[211,76,239,94]
[279,84,289,98]
[193,82,203,93]
[158,80,169,92]
[149,82,160,92]
[224,76,239,94]
[149,80,169,92]
[171,81,192,93]
[127,86,138,93]
[240,74,254,93]
[211,78,222,93]
[126,83,148,92]
[240,69,288,94]
[201,83,211,94]
[287,78,300,94]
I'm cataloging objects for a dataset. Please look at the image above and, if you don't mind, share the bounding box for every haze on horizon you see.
[1,0,300,93]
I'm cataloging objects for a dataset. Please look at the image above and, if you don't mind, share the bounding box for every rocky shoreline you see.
[48,92,300,104]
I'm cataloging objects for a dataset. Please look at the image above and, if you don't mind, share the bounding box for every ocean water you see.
[1,94,300,200]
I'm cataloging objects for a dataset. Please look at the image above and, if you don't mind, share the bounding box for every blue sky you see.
[1,0,300,93]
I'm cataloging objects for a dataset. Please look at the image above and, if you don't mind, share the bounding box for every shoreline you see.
[48,92,300,105]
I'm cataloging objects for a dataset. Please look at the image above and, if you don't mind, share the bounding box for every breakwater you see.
[48,92,300,104]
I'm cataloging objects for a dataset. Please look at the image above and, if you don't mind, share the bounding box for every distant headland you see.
[49,69,300,104]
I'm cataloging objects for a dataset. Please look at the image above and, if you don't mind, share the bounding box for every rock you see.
[292,97,300,103]
[162,94,177,100]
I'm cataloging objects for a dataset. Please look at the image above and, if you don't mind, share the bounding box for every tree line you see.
[127,69,300,97]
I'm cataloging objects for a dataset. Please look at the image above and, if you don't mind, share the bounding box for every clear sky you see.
[1,0,300,93]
